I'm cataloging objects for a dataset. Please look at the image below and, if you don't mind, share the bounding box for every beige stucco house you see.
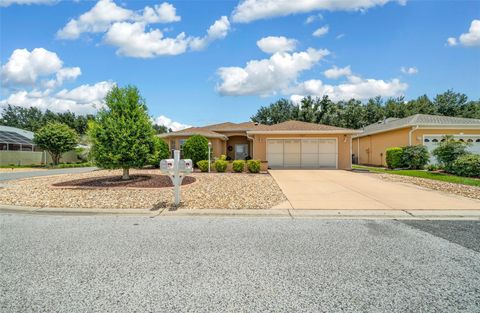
[160,120,361,170]
[352,114,480,166]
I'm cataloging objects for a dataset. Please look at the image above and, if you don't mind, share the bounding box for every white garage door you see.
[424,135,480,164]
[267,138,337,168]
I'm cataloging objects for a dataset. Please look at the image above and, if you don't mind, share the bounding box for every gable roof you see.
[356,114,480,138]
[204,121,259,131]
[247,120,360,134]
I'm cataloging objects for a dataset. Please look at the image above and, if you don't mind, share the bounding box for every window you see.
[467,139,473,143]
[170,140,176,150]
[424,138,430,142]
[476,139,480,143]
[179,139,187,147]
[432,139,438,143]
[459,139,464,142]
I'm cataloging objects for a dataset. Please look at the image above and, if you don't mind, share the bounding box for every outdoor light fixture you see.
[208,141,212,173]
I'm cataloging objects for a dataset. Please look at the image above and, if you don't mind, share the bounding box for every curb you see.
[1,204,480,220]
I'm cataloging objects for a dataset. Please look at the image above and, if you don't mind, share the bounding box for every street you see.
[1,213,479,312]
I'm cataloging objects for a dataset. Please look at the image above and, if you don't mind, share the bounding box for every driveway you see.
[269,170,480,210]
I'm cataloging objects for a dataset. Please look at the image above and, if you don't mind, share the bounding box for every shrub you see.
[214,159,228,172]
[149,137,170,167]
[197,160,209,172]
[247,159,261,173]
[182,135,209,166]
[401,145,429,169]
[449,154,480,177]
[426,164,438,171]
[385,147,404,169]
[232,160,245,172]
[432,136,469,170]
[219,154,227,161]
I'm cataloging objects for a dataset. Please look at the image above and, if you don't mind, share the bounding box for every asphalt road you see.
[0,167,97,181]
[1,214,479,313]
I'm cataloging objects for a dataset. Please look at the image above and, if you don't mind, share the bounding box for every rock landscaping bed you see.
[52,174,196,189]
[375,173,480,201]
[0,169,286,209]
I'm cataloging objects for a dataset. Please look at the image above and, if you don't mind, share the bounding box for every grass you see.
[353,165,480,187]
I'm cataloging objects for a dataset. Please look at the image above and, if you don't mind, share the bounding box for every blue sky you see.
[1,0,479,130]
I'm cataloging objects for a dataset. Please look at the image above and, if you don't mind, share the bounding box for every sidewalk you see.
[1,204,479,220]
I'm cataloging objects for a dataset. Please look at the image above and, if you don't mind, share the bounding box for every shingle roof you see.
[247,120,359,133]
[356,114,480,137]
[158,127,228,139]
[204,121,259,131]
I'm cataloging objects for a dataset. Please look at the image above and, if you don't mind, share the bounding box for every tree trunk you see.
[122,168,130,180]
[51,153,60,165]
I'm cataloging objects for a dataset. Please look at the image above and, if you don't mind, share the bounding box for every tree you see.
[182,135,209,166]
[33,122,79,165]
[149,137,170,167]
[88,85,158,180]
[0,105,44,131]
[153,124,169,134]
[251,98,296,125]
[433,90,468,116]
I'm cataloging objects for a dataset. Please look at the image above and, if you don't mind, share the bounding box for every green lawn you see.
[353,165,480,187]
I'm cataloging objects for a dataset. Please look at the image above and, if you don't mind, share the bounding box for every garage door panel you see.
[318,139,337,154]
[301,139,318,153]
[284,140,301,153]
[267,140,284,154]
[301,154,319,168]
[268,154,283,167]
[319,154,337,168]
[284,153,301,167]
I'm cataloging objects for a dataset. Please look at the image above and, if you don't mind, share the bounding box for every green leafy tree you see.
[149,137,170,167]
[182,135,209,166]
[33,122,79,165]
[88,85,157,180]
[153,124,170,134]
[0,104,44,131]
[251,99,296,125]
[432,135,469,170]
[433,90,468,116]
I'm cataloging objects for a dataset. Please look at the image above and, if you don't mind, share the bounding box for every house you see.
[0,125,78,166]
[160,120,361,169]
[352,114,480,166]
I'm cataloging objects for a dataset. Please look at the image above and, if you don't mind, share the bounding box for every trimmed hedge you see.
[197,160,209,172]
[449,154,480,177]
[247,160,261,173]
[232,160,245,173]
[432,136,469,170]
[386,147,403,169]
[401,145,429,169]
[183,135,209,167]
[214,159,228,172]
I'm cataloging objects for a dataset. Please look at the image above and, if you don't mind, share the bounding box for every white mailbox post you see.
[160,150,193,206]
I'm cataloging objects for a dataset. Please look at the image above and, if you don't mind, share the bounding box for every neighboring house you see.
[0,125,78,166]
[352,114,480,166]
[160,120,360,169]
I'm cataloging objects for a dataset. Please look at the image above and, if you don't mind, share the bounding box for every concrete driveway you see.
[269,170,480,210]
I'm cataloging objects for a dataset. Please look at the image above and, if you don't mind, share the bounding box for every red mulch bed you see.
[52,174,196,189]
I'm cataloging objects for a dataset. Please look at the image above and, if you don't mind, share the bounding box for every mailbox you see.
[160,159,174,174]
[179,159,193,173]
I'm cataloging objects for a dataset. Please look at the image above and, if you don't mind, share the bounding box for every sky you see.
[1,0,479,130]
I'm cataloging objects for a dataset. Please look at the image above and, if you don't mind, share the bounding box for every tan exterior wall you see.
[251,133,353,170]
[353,127,480,166]
[166,136,226,159]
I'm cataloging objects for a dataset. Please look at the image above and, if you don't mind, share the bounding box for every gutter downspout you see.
[409,126,419,146]
[246,133,255,159]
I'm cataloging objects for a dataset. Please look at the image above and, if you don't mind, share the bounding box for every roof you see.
[161,120,359,138]
[0,130,34,145]
[247,120,360,134]
[356,114,480,138]
[0,125,34,140]
[158,127,228,139]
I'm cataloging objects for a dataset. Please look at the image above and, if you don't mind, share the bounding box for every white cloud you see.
[141,2,181,24]
[291,74,407,102]
[217,48,329,96]
[447,37,457,46]
[324,65,352,79]
[189,16,231,51]
[153,115,191,132]
[56,0,181,40]
[313,25,329,37]
[447,19,480,47]
[336,33,345,40]
[232,0,405,23]
[256,36,297,54]
[57,0,133,39]
[400,66,418,75]
[104,22,189,58]
[1,48,63,85]
[0,0,56,7]
[0,81,115,115]
[44,67,82,88]
[305,13,323,24]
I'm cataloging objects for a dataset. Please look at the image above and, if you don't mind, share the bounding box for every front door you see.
[235,144,248,160]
